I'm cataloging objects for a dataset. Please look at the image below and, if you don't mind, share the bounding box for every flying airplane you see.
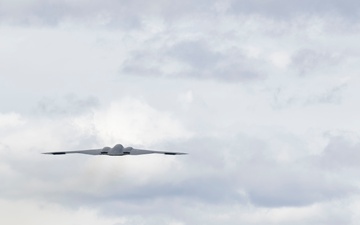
[43,144,187,156]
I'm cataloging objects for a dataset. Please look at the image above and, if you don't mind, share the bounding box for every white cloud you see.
[0,199,126,225]
[77,98,192,146]
[270,51,291,69]
[0,113,25,128]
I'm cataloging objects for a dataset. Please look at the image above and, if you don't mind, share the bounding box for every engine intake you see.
[123,147,133,154]
[101,146,111,155]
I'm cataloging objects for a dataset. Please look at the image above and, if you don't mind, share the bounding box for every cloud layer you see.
[2,0,360,225]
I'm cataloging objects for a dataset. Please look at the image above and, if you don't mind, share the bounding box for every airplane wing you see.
[42,149,102,155]
[129,148,187,155]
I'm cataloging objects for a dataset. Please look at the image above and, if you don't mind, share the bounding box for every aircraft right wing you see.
[129,148,187,155]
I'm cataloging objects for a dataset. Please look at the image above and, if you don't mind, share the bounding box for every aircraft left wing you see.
[42,149,102,155]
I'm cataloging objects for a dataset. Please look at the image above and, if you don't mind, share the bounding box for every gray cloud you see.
[242,161,355,207]
[36,94,99,117]
[163,135,357,208]
[1,134,357,211]
[2,0,360,224]
[305,83,347,105]
[166,41,221,69]
[121,40,265,82]
[291,49,344,76]
[272,83,347,109]
[316,136,360,169]
[0,0,214,27]
[229,0,360,19]
[2,0,360,27]
[1,89,360,224]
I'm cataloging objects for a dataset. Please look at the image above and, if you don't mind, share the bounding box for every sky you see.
[1,0,360,224]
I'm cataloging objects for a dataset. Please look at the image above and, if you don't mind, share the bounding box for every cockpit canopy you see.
[108,144,124,155]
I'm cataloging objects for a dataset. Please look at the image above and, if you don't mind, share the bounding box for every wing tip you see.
[42,152,66,155]
[164,152,188,155]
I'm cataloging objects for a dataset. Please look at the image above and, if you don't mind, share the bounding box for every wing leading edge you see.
[42,149,102,155]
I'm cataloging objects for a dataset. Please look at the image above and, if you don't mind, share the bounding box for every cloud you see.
[1,130,356,211]
[0,0,215,27]
[316,136,360,169]
[0,112,25,129]
[2,0,360,224]
[272,82,347,109]
[305,83,347,105]
[121,40,265,82]
[2,0,360,27]
[229,0,360,20]
[0,97,192,201]
[1,93,360,224]
[291,49,344,76]
[36,94,99,117]
[0,199,125,225]
[167,41,221,69]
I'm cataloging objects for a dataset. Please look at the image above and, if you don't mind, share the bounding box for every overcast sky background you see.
[1,0,360,224]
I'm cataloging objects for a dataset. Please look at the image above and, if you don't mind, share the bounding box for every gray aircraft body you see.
[43,144,187,156]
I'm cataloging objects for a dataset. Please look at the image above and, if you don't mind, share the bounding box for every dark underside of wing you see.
[50,152,66,155]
